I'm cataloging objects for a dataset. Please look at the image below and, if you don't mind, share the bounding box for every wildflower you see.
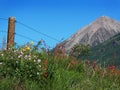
[18,54,22,58]
[31,41,34,45]
[14,50,18,53]
[24,55,28,59]
[28,57,31,60]
[1,54,4,57]
[38,65,41,68]
[8,48,11,50]
[43,60,48,65]
[34,59,36,62]
[44,72,48,78]
[109,65,115,71]
[34,55,37,58]
[20,51,24,55]
[16,61,19,63]
[24,55,31,60]
[43,67,47,71]
[25,46,31,51]
[37,59,41,63]
[30,74,32,77]
[22,48,26,52]
[43,60,48,71]
[3,48,7,51]
[28,55,31,60]
[0,62,2,65]
[37,72,39,75]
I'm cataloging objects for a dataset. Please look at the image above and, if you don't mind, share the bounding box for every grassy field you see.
[0,43,120,90]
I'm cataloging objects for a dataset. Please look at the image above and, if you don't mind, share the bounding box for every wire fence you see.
[0,17,61,49]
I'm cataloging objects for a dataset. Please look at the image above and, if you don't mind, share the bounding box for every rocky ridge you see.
[63,16,120,51]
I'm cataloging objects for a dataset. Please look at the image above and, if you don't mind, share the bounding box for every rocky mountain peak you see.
[94,16,117,24]
[63,16,120,51]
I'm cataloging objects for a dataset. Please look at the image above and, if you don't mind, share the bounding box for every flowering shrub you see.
[0,42,48,85]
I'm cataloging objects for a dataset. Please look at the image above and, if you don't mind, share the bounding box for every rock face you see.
[63,16,120,51]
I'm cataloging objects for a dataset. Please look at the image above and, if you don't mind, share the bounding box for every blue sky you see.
[0,0,120,48]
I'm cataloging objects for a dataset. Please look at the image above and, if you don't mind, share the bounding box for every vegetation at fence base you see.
[0,42,120,90]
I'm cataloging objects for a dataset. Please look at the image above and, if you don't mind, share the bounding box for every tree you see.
[70,44,90,59]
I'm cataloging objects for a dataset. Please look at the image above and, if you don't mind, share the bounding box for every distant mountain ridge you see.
[63,16,120,51]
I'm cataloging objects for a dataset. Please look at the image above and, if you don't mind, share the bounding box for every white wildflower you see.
[27,55,31,60]
[37,72,39,75]
[28,55,31,58]
[34,59,36,62]
[3,48,7,51]
[33,55,37,58]
[30,74,32,77]
[18,54,22,58]
[20,51,24,55]
[0,62,2,65]
[37,59,41,63]
[14,50,18,53]
[28,57,31,60]
[1,54,4,56]
[24,55,28,59]
[16,61,18,63]
[38,65,41,68]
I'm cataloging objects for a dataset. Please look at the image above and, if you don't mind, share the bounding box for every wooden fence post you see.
[7,17,16,48]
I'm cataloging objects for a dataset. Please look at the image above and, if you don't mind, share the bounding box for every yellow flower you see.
[22,48,26,52]
[26,46,31,51]
[31,41,34,45]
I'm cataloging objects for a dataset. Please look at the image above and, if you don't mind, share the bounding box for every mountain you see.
[84,33,120,66]
[63,16,120,51]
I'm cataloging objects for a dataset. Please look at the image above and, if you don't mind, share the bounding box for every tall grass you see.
[0,43,120,90]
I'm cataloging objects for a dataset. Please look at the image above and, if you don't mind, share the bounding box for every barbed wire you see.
[0,31,38,42]
[0,30,38,43]
[16,21,60,42]
[0,30,7,33]
[0,18,60,46]
[0,17,61,43]
[16,33,38,43]
[0,18,8,21]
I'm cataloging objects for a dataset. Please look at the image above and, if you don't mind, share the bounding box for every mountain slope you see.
[64,16,120,51]
[84,33,120,66]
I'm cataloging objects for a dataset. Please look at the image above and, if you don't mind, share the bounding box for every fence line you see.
[16,21,60,42]
[0,18,8,21]
[0,17,61,49]
[16,33,38,43]
[0,30,7,33]
[0,31,38,43]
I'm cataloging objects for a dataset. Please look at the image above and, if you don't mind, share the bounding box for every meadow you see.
[0,42,120,90]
